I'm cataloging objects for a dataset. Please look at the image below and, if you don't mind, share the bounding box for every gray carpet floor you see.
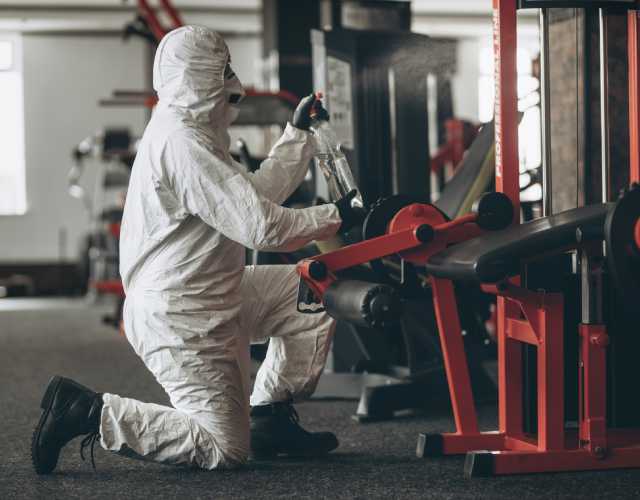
[3,298,640,499]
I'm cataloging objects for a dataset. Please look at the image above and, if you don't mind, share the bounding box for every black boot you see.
[31,376,103,474]
[250,402,338,459]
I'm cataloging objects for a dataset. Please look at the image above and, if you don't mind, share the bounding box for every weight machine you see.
[297,0,640,476]
[123,0,184,45]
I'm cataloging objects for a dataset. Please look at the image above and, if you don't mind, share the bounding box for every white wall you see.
[451,37,482,123]
[0,31,261,264]
[225,36,262,88]
[0,35,147,262]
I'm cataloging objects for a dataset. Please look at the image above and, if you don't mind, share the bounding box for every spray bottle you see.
[309,93,364,209]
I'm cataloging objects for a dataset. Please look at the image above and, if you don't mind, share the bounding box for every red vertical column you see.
[159,0,184,29]
[536,296,565,451]
[579,324,608,453]
[494,0,522,441]
[498,299,523,437]
[138,0,168,41]
[493,0,521,215]
[629,10,640,185]
[431,278,479,434]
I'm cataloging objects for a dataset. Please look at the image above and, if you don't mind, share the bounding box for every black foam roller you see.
[322,280,402,329]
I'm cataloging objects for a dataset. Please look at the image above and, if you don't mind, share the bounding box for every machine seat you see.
[425,203,612,283]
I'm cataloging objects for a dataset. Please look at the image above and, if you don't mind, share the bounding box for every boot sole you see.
[31,376,63,475]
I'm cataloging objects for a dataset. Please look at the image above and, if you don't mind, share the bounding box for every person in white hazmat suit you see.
[31,25,366,474]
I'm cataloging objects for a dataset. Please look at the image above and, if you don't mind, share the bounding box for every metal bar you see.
[112,90,155,98]
[138,0,167,42]
[159,0,184,29]
[98,98,155,107]
[540,8,553,216]
[536,296,565,451]
[504,435,539,451]
[449,119,467,167]
[498,298,524,436]
[580,249,604,324]
[388,67,400,195]
[599,8,611,203]
[310,209,480,273]
[434,213,477,232]
[431,278,479,434]
[493,0,521,220]
[506,317,538,345]
[427,432,506,455]
[490,445,640,475]
[316,228,423,271]
[629,10,640,185]
[579,9,610,327]
[493,2,523,443]
[579,324,608,453]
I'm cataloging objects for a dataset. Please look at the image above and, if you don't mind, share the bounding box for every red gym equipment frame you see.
[430,119,478,176]
[137,0,184,42]
[425,0,640,475]
[298,0,640,476]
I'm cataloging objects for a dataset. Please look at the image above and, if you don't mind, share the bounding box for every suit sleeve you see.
[164,132,341,252]
[244,123,316,205]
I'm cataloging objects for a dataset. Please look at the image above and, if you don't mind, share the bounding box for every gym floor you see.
[3,300,640,499]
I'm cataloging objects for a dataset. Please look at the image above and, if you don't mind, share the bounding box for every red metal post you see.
[447,119,466,167]
[629,10,640,184]
[159,0,184,29]
[493,0,521,218]
[535,295,564,451]
[431,278,479,434]
[138,0,168,41]
[493,0,522,445]
[579,324,608,454]
[317,227,425,271]
[419,2,640,475]
[498,297,523,436]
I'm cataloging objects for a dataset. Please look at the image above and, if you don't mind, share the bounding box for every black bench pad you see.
[424,203,612,283]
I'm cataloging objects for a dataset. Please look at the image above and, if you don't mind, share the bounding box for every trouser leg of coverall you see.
[99,293,250,470]
[98,266,334,469]
[238,265,336,407]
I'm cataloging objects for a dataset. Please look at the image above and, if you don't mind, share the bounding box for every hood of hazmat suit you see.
[105,26,341,469]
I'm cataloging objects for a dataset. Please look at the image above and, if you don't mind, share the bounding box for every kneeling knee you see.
[196,431,249,470]
[216,441,249,469]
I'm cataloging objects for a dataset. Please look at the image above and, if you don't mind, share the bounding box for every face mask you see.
[223,62,245,123]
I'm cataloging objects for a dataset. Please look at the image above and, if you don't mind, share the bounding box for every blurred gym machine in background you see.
[300,1,500,420]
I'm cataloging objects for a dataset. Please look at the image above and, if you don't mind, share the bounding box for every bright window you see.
[478,44,542,172]
[0,36,26,215]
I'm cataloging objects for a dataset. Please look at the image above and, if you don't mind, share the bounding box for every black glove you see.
[334,190,366,233]
[292,93,329,130]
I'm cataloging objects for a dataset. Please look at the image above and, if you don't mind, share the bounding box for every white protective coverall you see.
[99,25,342,469]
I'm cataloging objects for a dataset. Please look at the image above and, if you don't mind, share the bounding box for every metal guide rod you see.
[388,68,399,195]
[599,8,611,203]
[582,7,612,325]
[629,9,640,185]
[540,8,553,216]
[581,249,603,324]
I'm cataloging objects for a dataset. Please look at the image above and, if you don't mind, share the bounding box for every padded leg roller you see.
[323,280,402,329]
